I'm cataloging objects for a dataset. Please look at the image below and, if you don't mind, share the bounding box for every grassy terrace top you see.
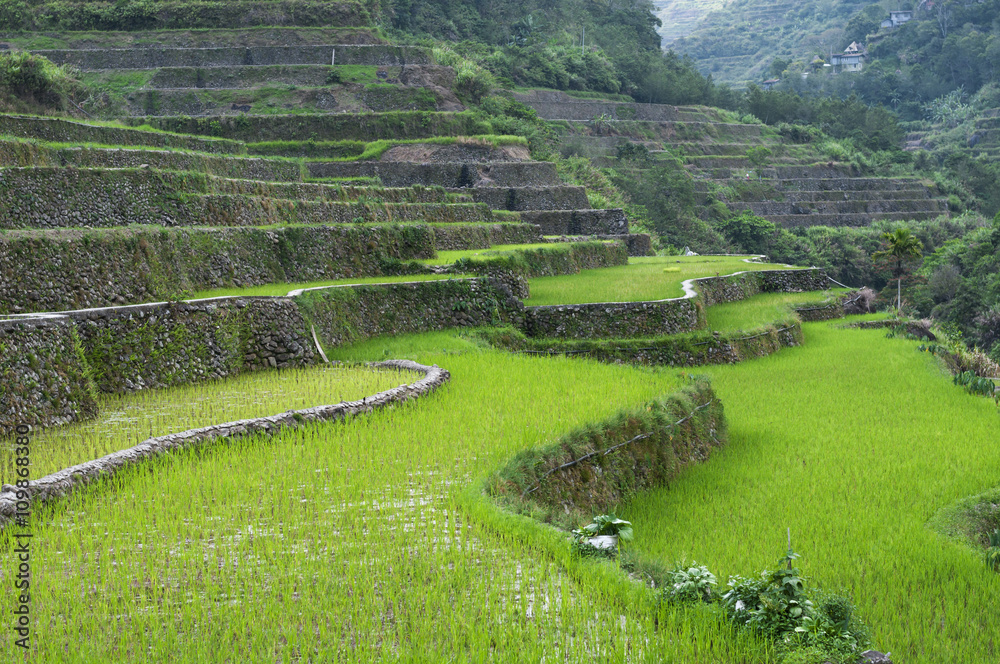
[419,243,586,265]
[188,273,464,300]
[524,255,800,305]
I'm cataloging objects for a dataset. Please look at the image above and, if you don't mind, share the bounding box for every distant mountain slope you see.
[652,0,725,46]
[667,0,872,84]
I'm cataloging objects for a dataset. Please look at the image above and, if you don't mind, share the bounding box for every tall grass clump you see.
[0,50,84,114]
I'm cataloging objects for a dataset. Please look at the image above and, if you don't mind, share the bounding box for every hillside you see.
[668,0,872,84]
[652,0,724,46]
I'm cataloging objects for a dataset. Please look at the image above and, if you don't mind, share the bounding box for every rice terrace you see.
[1,1,999,663]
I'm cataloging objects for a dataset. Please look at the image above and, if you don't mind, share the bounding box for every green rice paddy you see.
[0,365,418,484]
[3,347,758,662]
[624,323,1000,662]
[525,255,798,305]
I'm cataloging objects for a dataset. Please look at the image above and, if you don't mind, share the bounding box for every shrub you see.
[664,562,717,604]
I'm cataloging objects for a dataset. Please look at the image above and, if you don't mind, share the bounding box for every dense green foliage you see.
[388,0,730,105]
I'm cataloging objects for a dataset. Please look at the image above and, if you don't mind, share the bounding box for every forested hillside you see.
[668,0,872,84]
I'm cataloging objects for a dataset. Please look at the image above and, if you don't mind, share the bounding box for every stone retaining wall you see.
[0,141,301,181]
[468,186,590,211]
[301,278,524,349]
[143,64,454,90]
[1,224,436,314]
[520,209,629,235]
[0,115,243,154]
[36,45,431,70]
[0,360,449,530]
[0,316,98,437]
[0,168,491,229]
[68,297,314,394]
[515,98,682,122]
[306,161,560,187]
[134,111,489,142]
[431,223,542,251]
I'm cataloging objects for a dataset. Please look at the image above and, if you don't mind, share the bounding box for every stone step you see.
[0,166,455,204]
[520,209,630,236]
[518,99,710,123]
[764,211,946,228]
[120,84,456,117]
[460,186,591,211]
[306,161,561,188]
[769,177,930,192]
[0,27,381,50]
[545,234,652,257]
[0,139,302,181]
[128,111,488,142]
[670,141,781,156]
[135,64,454,90]
[728,198,948,216]
[0,168,494,229]
[34,45,432,70]
[766,189,932,203]
[0,114,244,154]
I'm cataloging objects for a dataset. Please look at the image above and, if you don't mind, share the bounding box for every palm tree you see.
[873,227,923,311]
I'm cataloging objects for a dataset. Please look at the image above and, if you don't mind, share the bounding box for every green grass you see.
[418,243,565,265]
[525,255,798,305]
[0,364,415,484]
[705,289,850,332]
[250,134,527,160]
[623,323,1000,663]
[189,273,465,299]
[0,341,765,662]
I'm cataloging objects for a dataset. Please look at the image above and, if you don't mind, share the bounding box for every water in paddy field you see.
[0,364,418,485]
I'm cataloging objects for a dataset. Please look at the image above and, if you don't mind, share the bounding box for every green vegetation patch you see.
[525,255,794,305]
[705,290,850,333]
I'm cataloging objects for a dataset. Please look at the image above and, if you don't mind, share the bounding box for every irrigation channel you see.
[2,322,998,661]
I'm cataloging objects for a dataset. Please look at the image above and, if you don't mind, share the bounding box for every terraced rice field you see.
[2,349,770,662]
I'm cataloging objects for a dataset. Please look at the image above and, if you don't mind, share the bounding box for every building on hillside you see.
[831,42,866,73]
[881,10,913,30]
[762,78,780,90]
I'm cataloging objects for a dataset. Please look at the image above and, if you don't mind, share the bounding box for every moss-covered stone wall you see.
[300,278,524,349]
[486,378,725,528]
[1,224,436,313]
[0,316,98,437]
[306,161,560,187]
[36,45,431,69]
[0,115,244,154]
[68,297,314,394]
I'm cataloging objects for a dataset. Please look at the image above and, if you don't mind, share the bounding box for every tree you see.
[873,227,924,311]
[746,146,772,181]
